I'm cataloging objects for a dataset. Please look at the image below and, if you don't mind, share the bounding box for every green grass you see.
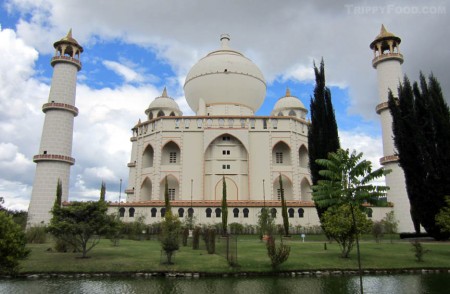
[19,235,450,274]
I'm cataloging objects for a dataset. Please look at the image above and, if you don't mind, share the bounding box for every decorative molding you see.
[33,154,75,165]
[42,102,79,116]
[51,56,82,70]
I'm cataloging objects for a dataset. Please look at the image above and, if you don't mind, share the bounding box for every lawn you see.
[20,235,450,274]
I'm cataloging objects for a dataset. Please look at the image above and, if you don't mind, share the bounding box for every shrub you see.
[0,211,30,275]
[26,225,47,244]
[229,222,244,235]
[192,226,201,250]
[411,240,430,262]
[372,221,384,243]
[202,227,216,254]
[182,227,189,246]
[160,213,181,264]
[266,236,290,270]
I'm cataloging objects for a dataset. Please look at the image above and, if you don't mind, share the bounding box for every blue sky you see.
[0,0,448,211]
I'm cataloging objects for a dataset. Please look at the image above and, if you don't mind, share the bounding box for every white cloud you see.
[103,60,144,83]
[340,130,383,170]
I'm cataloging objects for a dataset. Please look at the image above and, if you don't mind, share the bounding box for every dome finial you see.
[67,28,73,39]
[220,34,231,49]
[162,87,168,98]
[285,87,291,97]
[380,24,387,34]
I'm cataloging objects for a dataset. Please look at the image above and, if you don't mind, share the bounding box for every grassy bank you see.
[20,235,450,274]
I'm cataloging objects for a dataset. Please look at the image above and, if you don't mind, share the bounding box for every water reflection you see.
[1,273,449,294]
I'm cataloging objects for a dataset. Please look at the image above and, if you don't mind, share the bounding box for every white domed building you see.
[113,34,391,227]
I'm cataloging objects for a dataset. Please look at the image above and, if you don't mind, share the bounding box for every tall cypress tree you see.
[100,181,106,202]
[308,59,340,223]
[389,73,450,240]
[221,176,228,235]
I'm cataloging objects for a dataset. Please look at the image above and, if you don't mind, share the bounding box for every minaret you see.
[370,25,414,232]
[27,30,83,226]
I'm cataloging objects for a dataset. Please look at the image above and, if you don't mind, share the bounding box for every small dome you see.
[184,34,266,114]
[54,29,83,52]
[370,24,401,49]
[272,88,307,116]
[145,88,182,119]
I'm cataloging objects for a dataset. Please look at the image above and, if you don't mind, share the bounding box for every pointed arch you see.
[214,177,238,200]
[140,177,152,201]
[272,141,291,166]
[273,174,293,200]
[301,177,312,201]
[299,144,309,168]
[162,141,181,165]
[142,144,154,168]
[157,110,165,117]
[288,109,296,117]
[159,174,179,201]
[169,111,176,116]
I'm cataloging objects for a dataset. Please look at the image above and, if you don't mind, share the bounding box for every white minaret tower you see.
[370,25,414,233]
[27,30,83,226]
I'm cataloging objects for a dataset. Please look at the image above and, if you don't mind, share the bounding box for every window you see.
[119,207,125,217]
[298,208,304,218]
[178,208,184,218]
[222,150,230,155]
[233,208,239,218]
[288,208,294,218]
[169,152,177,163]
[270,208,277,218]
[277,111,283,116]
[277,188,284,201]
[215,208,221,217]
[207,118,213,127]
[129,207,135,218]
[222,136,231,141]
[272,119,278,129]
[366,208,373,218]
[288,110,296,117]
[170,112,175,116]
[157,110,165,117]
[228,119,234,127]
[184,119,190,128]
[276,152,283,163]
[151,208,157,217]
[263,119,267,129]
[206,208,212,218]
[168,188,175,201]
[175,119,180,128]
[188,208,194,217]
[219,118,225,127]
[240,119,246,128]
[243,208,249,218]
[197,119,203,128]
[222,164,231,169]
[250,119,255,129]
[161,208,166,217]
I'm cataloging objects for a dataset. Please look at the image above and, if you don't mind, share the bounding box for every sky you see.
[0,0,448,211]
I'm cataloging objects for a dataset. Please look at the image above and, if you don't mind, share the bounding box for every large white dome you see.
[184,35,266,114]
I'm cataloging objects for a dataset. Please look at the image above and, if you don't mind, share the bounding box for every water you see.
[1,273,449,294]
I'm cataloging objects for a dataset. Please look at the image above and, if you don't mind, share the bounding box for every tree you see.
[258,207,275,239]
[164,176,172,216]
[221,176,228,235]
[47,182,110,258]
[0,211,30,275]
[279,175,289,236]
[436,196,450,233]
[266,236,290,270]
[322,204,372,257]
[388,73,450,239]
[100,181,106,202]
[312,148,389,294]
[382,211,399,243]
[308,59,340,226]
[160,212,181,264]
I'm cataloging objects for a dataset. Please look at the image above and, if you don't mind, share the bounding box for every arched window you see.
[288,208,294,218]
[288,110,296,117]
[188,208,194,217]
[233,208,239,218]
[157,110,165,117]
[151,208,157,217]
[298,208,304,218]
[215,208,221,217]
[129,207,135,218]
[149,112,154,120]
[243,208,249,218]
[277,111,283,116]
[366,208,373,218]
[178,208,185,218]
[169,111,175,116]
[206,208,212,218]
[161,208,166,218]
[271,208,277,218]
[119,207,125,217]
[142,145,154,168]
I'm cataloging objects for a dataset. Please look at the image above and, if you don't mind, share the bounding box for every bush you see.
[160,213,181,264]
[54,236,77,253]
[202,227,216,254]
[411,240,430,262]
[192,226,201,250]
[182,227,189,246]
[266,236,290,270]
[372,221,384,243]
[229,223,243,235]
[26,225,47,244]
[0,211,30,275]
